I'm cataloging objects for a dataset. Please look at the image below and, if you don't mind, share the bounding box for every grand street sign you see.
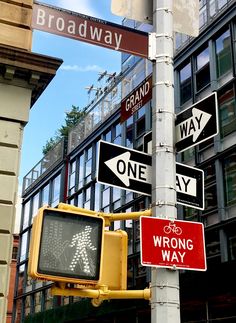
[97,140,204,209]
[120,75,152,123]
[175,92,218,153]
[32,2,148,58]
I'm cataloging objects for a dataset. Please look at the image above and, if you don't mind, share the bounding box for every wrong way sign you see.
[140,217,207,271]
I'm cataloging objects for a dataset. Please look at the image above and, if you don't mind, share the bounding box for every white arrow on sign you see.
[105,151,151,187]
[105,152,197,197]
[176,108,212,143]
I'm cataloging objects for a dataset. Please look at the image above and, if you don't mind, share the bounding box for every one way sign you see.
[175,92,218,153]
[97,140,152,196]
[97,140,204,209]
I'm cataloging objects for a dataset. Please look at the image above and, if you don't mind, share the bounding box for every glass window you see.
[219,85,236,137]
[25,295,30,316]
[31,193,39,222]
[94,182,100,211]
[113,123,121,145]
[12,246,18,260]
[51,175,61,207]
[104,130,111,142]
[182,147,195,162]
[78,192,83,208]
[229,235,236,261]
[203,164,217,214]
[125,209,133,256]
[215,29,232,78]
[125,190,133,204]
[22,201,30,230]
[78,154,84,189]
[180,62,192,105]
[20,232,28,262]
[85,147,92,184]
[209,0,216,17]
[35,292,42,313]
[45,288,53,310]
[102,186,110,210]
[84,186,91,209]
[68,160,76,195]
[136,106,146,138]
[205,229,221,264]
[183,207,199,222]
[218,0,227,10]
[126,116,134,148]
[223,152,236,206]
[196,47,210,92]
[199,2,207,28]
[41,184,50,206]
[112,187,121,210]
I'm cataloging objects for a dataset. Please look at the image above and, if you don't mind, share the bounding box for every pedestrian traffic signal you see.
[99,230,127,290]
[28,207,105,285]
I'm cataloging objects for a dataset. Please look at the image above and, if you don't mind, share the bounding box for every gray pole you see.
[151,0,180,322]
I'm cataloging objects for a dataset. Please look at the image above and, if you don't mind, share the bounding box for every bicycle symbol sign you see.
[163,222,182,235]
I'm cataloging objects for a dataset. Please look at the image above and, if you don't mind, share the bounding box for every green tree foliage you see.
[42,105,87,155]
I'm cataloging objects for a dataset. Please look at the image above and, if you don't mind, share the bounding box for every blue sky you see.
[19,0,123,185]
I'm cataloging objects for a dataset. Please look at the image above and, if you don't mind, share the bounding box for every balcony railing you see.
[22,139,64,194]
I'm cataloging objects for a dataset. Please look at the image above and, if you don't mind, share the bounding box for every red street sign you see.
[121,74,152,123]
[140,217,207,271]
[32,2,148,58]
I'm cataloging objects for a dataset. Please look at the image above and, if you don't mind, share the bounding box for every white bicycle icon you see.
[163,222,182,235]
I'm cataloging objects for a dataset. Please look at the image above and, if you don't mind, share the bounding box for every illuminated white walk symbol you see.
[69,225,97,275]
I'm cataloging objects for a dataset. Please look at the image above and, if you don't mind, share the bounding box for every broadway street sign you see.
[98,140,204,209]
[32,2,148,58]
[175,92,218,153]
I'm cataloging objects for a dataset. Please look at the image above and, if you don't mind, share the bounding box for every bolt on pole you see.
[151,0,180,322]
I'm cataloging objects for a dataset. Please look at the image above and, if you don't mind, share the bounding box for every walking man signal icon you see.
[69,225,97,276]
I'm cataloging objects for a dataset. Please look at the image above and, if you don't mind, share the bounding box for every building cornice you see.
[0,44,63,107]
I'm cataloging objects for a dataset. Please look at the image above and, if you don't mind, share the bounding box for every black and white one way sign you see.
[97,140,204,209]
[175,92,218,153]
[98,140,152,196]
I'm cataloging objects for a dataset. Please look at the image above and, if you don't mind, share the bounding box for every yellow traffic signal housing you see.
[28,207,105,285]
[99,230,127,290]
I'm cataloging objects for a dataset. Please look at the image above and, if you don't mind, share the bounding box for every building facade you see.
[13,1,236,322]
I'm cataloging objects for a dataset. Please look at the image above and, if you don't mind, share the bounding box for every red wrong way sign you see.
[140,217,207,271]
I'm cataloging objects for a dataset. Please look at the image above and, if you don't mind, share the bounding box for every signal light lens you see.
[28,207,104,284]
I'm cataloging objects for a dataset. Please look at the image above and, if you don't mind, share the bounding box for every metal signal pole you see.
[150,0,180,322]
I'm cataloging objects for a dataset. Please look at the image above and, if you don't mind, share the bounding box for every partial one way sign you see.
[176,163,204,210]
[143,132,204,209]
[97,140,151,196]
[175,92,218,153]
[140,217,207,271]
[97,141,204,209]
